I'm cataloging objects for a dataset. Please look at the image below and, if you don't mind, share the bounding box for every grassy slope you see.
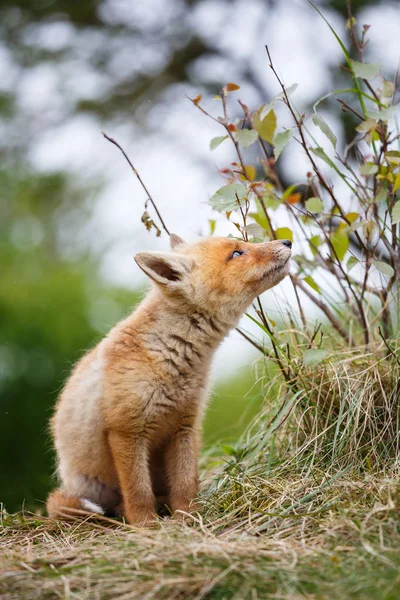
[1,472,400,600]
[2,354,400,599]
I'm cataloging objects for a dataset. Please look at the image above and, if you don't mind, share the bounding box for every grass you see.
[2,344,400,599]
[1,474,400,600]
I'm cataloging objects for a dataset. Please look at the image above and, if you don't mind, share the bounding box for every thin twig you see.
[236,328,272,357]
[336,98,364,121]
[102,132,170,236]
[378,327,400,366]
[294,277,352,346]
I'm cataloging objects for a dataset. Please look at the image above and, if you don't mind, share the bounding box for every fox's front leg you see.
[165,423,200,517]
[108,430,156,525]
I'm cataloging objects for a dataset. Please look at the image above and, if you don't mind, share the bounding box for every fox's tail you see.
[46,489,104,519]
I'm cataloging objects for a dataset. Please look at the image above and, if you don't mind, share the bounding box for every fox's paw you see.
[125,509,157,527]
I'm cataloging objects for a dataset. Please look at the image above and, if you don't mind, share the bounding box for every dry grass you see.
[2,470,400,599]
[2,348,400,599]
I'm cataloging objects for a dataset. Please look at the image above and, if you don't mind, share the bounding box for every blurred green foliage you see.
[0,166,140,511]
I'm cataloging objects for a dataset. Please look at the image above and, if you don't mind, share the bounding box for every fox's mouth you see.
[269,255,291,274]
[254,254,291,285]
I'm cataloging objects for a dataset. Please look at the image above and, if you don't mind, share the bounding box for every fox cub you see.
[47,234,291,524]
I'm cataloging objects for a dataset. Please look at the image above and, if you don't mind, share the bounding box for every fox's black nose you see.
[281,239,292,249]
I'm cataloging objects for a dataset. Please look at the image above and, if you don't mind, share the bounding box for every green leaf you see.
[221,444,236,456]
[310,147,335,169]
[356,118,377,133]
[392,201,400,225]
[274,129,294,159]
[347,256,358,271]
[209,184,247,212]
[345,212,359,223]
[276,227,293,242]
[250,213,269,233]
[374,188,387,203]
[382,80,394,103]
[253,109,277,144]
[303,349,329,366]
[360,162,378,175]
[303,275,321,294]
[234,129,258,149]
[371,260,394,278]
[305,197,323,213]
[245,222,265,239]
[350,60,380,80]
[394,175,400,194]
[209,219,216,235]
[366,106,397,121]
[209,135,228,151]
[385,151,400,165]
[250,199,273,233]
[312,114,337,149]
[263,194,280,210]
[309,235,322,256]
[331,230,349,261]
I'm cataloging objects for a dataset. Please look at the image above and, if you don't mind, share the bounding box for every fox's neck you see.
[130,289,238,373]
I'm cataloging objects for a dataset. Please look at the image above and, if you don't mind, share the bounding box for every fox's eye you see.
[231,250,244,259]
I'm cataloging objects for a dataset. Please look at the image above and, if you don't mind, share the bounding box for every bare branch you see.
[102,132,170,236]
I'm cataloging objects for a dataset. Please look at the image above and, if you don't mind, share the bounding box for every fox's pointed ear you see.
[170,234,187,250]
[134,251,193,287]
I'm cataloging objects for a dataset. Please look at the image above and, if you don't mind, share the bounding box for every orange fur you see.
[47,235,291,525]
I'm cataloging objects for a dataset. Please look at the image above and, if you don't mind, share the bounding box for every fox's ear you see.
[170,234,187,250]
[134,251,193,287]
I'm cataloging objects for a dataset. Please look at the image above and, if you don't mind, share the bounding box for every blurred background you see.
[0,0,399,512]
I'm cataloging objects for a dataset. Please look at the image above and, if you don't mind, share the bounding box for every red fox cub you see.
[47,235,291,525]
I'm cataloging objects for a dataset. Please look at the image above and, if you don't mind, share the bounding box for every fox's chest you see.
[140,377,208,446]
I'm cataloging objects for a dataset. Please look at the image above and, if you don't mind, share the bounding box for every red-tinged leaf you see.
[192,94,202,105]
[226,82,240,92]
[286,193,302,205]
[227,123,237,132]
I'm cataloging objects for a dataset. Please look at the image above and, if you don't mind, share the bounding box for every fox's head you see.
[134,235,291,319]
